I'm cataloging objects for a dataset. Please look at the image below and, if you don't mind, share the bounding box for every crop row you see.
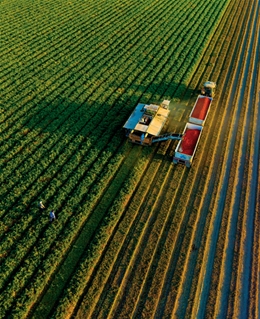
[0,0,165,120]
[35,0,236,318]
[1,1,175,186]
[211,3,260,318]
[0,0,196,238]
[6,146,152,319]
[0,0,128,60]
[0,0,184,83]
[185,1,257,317]
[168,1,248,317]
[0,135,129,318]
[0,0,188,152]
[1,0,219,109]
[49,0,248,318]
[0,0,215,221]
[31,144,147,318]
[0,0,234,317]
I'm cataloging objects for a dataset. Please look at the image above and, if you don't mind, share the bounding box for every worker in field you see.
[38,201,45,210]
[49,210,56,222]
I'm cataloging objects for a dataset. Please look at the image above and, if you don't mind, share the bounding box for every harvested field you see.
[0,0,259,318]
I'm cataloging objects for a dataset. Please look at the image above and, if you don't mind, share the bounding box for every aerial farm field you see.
[0,0,259,318]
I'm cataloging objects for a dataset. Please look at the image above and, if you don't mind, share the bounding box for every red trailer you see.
[188,95,213,126]
[173,123,203,167]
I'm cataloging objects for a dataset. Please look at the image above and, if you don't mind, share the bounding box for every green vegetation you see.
[0,0,231,317]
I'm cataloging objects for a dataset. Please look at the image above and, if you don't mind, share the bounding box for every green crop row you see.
[0,134,127,317]
[0,0,179,152]
[46,0,232,317]
[49,147,154,319]
[0,0,232,317]
[0,0,195,210]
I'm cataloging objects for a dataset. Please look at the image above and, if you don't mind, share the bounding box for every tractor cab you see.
[201,81,216,97]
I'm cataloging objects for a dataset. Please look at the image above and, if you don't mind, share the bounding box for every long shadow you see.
[1,79,197,214]
[18,81,196,134]
[0,79,198,318]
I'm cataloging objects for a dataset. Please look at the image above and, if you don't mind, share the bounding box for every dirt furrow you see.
[129,1,247,316]
[114,168,177,318]
[71,144,183,318]
[247,39,260,319]
[232,7,260,317]
[213,5,259,316]
[75,151,164,317]
[151,0,251,317]
[130,162,198,318]
[104,162,186,318]
[186,0,256,317]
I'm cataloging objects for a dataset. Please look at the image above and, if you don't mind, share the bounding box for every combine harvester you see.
[123,81,216,167]
[173,81,216,167]
[123,100,183,146]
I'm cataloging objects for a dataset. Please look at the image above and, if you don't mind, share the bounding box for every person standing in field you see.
[49,211,56,222]
[38,201,45,210]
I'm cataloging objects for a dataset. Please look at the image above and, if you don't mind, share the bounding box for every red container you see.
[191,97,211,120]
[180,129,201,155]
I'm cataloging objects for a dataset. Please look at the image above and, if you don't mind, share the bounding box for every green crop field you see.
[1,0,259,318]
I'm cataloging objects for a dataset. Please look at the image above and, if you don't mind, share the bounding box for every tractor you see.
[201,81,216,98]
